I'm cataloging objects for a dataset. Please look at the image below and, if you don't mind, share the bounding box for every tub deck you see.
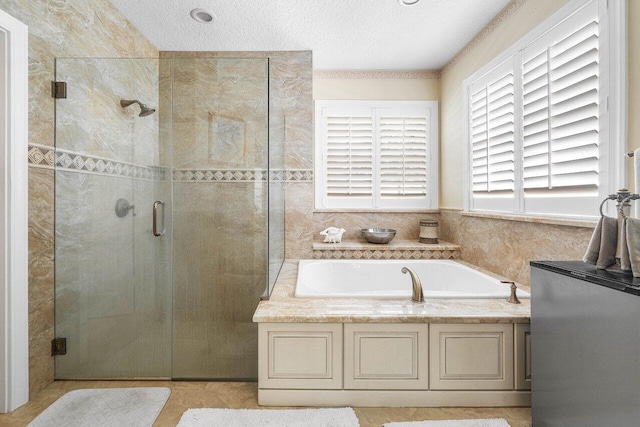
[253,260,531,324]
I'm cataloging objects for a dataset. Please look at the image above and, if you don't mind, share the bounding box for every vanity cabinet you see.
[258,323,342,389]
[429,324,514,390]
[344,323,429,390]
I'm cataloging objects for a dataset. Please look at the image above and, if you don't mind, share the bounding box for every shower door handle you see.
[153,201,165,237]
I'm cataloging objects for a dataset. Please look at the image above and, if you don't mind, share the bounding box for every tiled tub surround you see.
[439,209,595,286]
[253,260,530,407]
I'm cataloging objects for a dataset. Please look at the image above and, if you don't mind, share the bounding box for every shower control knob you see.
[115,198,135,218]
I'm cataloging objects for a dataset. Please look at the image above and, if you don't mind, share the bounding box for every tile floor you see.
[0,381,532,427]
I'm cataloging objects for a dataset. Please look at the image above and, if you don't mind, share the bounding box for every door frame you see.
[0,9,29,413]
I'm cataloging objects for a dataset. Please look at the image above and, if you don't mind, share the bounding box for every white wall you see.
[314,78,439,101]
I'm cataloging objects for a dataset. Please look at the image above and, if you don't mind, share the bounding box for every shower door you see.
[54,58,173,378]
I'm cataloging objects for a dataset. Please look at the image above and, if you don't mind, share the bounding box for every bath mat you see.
[177,407,359,427]
[384,419,510,427]
[28,387,170,427]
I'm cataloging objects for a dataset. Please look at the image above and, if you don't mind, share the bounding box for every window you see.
[464,0,626,219]
[315,101,438,210]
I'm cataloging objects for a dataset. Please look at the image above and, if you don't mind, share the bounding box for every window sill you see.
[456,210,597,228]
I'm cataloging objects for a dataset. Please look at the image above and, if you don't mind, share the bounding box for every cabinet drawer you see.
[344,323,428,390]
[258,323,342,389]
[515,323,531,390]
[430,324,514,390]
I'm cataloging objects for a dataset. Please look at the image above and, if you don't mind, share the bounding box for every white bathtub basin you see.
[295,259,530,299]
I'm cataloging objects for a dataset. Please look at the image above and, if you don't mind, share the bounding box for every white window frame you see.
[463,0,626,220]
[315,100,439,211]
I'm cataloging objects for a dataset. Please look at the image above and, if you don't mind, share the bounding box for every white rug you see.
[384,419,510,427]
[28,387,171,427]
[177,407,360,427]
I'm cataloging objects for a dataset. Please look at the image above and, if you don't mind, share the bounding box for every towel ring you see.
[599,194,618,217]
[619,195,640,220]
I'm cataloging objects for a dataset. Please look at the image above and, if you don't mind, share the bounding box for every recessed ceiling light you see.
[190,8,215,24]
[398,0,421,5]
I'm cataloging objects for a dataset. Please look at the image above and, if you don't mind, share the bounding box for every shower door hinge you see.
[51,81,67,99]
[51,337,67,356]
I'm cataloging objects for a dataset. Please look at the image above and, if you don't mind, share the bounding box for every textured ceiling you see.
[108,0,511,70]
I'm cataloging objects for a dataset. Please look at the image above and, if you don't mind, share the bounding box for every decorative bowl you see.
[360,228,397,244]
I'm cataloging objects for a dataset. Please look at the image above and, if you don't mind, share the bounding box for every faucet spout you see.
[401,266,424,302]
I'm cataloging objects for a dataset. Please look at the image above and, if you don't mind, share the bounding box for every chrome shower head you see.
[120,99,156,117]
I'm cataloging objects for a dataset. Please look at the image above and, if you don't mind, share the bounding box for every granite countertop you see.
[253,260,531,324]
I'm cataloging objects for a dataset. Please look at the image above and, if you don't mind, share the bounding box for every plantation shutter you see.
[377,108,432,208]
[321,107,374,208]
[316,102,438,210]
[521,2,600,216]
[468,60,516,212]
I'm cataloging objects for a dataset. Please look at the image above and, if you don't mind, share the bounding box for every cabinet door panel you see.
[344,323,428,390]
[259,323,342,389]
[430,324,514,390]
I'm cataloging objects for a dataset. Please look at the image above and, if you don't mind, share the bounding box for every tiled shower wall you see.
[159,51,314,263]
[166,56,271,379]
[0,0,158,396]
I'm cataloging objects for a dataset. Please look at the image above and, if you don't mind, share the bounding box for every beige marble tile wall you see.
[0,0,158,396]
[313,212,441,244]
[171,58,269,170]
[55,58,160,166]
[439,210,594,286]
[167,56,270,379]
[160,51,313,263]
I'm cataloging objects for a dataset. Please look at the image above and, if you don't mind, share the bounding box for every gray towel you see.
[624,217,640,277]
[620,218,631,271]
[583,215,618,269]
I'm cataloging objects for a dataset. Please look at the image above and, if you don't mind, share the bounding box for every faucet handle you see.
[501,281,521,304]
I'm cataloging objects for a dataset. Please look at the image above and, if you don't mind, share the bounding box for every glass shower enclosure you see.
[53,57,283,379]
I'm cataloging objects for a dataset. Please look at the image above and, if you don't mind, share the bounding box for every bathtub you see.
[294,259,530,299]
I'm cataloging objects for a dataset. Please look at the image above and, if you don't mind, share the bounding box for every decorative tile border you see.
[313,69,441,80]
[28,145,56,169]
[55,151,165,180]
[441,0,529,75]
[174,169,267,182]
[284,169,313,182]
[28,145,314,183]
[312,248,460,260]
[174,169,313,182]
